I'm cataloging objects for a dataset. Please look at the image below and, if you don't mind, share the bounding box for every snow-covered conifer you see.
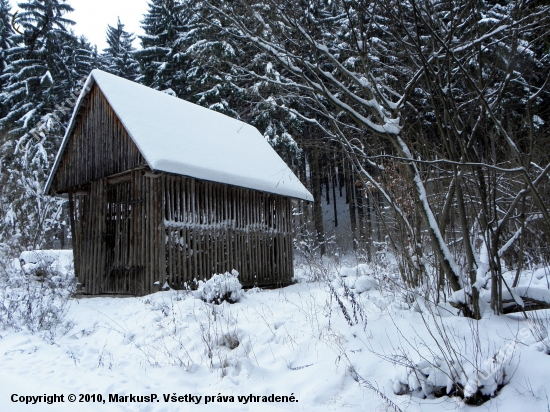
[135,0,186,93]
[0,0,80,133]
[0,0,91,251]
[0,0,15,118]
[101,17,139,81]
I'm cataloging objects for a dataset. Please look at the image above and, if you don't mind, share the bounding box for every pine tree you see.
[135,0,186,94]
[0,0,14,119]
[102,17,139,81]
[0,0,93,251]
[0,0,81,133]
[70,35,100,80]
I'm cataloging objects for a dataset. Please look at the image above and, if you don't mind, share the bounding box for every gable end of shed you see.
[49,84,148,195]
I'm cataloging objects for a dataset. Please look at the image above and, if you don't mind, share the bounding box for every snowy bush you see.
[528,310,550,355]
[392,351,511,405]
[387,312,517,407]
[196,270,243,304]
[354,275,378,293]
[0,258,75,340]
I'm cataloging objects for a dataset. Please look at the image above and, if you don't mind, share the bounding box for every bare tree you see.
[202,0,550,316]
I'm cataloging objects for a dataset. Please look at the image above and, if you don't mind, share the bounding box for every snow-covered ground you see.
[1,258,549,411]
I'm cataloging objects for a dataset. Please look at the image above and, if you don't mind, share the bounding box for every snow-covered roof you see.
[46,69,313,201]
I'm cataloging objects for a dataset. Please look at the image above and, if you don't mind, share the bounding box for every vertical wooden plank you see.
[281,197,287,284]
[167,219,173,288]
[197,180,203,280]
[93,180,100,294]
[277,197,282,283]
[178,226,183,287]
[175,177,180,283]
[186,179,192,282]
[264,196,268,283]
[226,186,232,273]
[76,194,84,292]
[234,189,237,275]
[277,197,283,286]
[279,198,288,279]
[184,227,190,285]
[153,175,159,294]
[205,182,210,278]
[68,192,80,286]
[274,196,279,284]
[287,198,293,282]
[172,177,178,286]
[199,182,204,280]
[125,183,131,293]
[92,180,99,294]
[211,183,217,275]
[158,176,166,293]
[184,178,191,284]
[88,182,95,294]
[82,194,88,292]
[139,172,146,292]
[251,191,257,285]
[154,175,159,294]
[173,177,178,288]
[236,188,242,281]
[134,175,139,294]
[193,178,198,283]
[243,188,248,284]
[146,176,152,293]
[251,191,256,285]
[181,177,186,287]
[234,204,239,279]
[168,176,174,287]
[177,176,187,285]
[151,175,157,294]
[219,184,224,273]
[209,183,214,275]
[206,182,210,277]
[75,195,84,292]
[244,189,250,285]
[268,197,274,283]
[83,193,90,294]
[223,185,228,272]
[130,172,136,291]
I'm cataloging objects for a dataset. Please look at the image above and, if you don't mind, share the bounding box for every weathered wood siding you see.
[69,171,294,294]
[162,174,294,288]
[51,84,146,194]
[69,171,165,295]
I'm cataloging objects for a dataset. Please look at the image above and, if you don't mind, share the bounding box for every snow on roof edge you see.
[151,158,310,201]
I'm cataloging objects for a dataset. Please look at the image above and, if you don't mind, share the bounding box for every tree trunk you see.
[311,149,325,256]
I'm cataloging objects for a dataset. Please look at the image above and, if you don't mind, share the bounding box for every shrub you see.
[392,352,511,405]
[196,270,243,304]
[0,257,75,341]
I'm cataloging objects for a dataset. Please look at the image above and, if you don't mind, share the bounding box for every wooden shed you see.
[45,70,312,295]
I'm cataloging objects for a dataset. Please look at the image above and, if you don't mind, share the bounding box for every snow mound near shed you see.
[19,250,74,278]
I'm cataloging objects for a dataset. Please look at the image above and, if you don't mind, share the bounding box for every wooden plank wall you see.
[162,174,294,288]
[52,85,146,194]
[69,170,293,295]
[69,171,165,295]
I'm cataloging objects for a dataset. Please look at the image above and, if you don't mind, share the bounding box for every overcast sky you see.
[10,0,149,50]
